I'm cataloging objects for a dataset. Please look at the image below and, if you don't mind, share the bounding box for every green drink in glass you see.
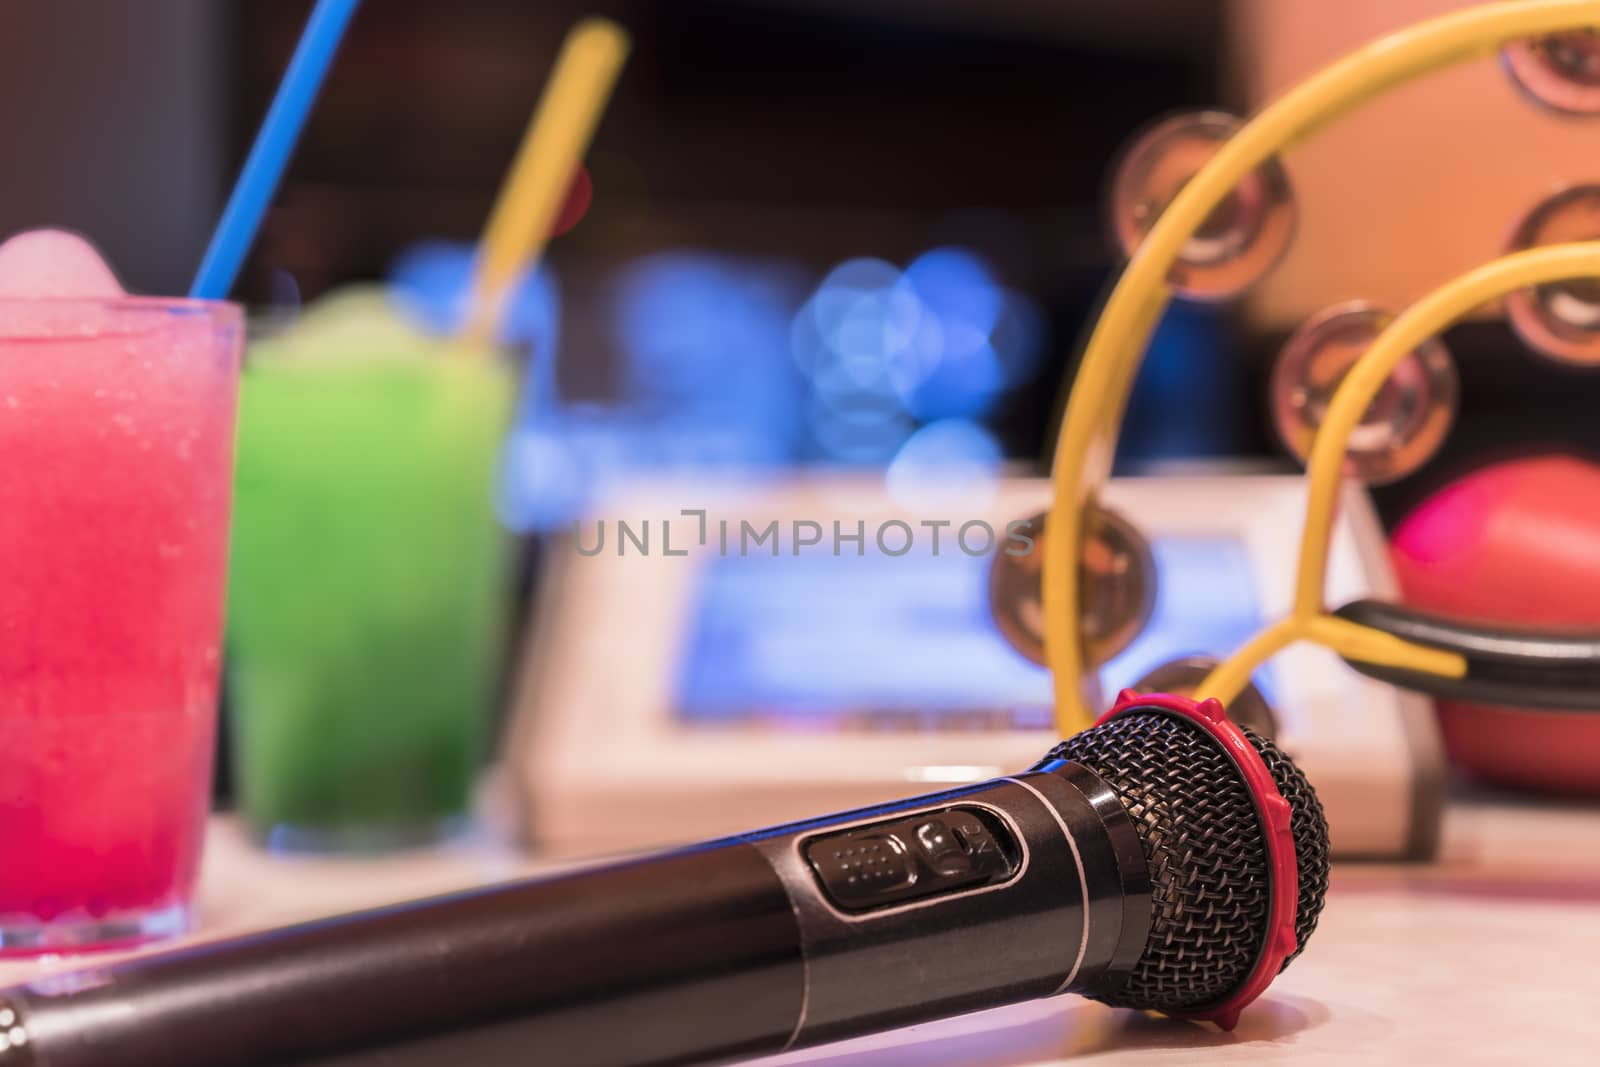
[228,289,513,849]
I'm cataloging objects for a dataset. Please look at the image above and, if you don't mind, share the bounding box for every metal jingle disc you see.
[1502,30,1600,117]
[1270,301,1459,486]
[989,504,1157,669]
[1505,184,1600,366]
[1108,109,1296,301]
[1130,655,1280,741]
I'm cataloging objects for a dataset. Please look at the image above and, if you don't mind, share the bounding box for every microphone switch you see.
[802,807,1017,912]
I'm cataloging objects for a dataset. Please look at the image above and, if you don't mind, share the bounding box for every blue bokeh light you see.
[388,240,561,366]
[508,250,805,530]
[615,252,805,430]
[885,418,1004,509]
[792,246,1044,460]
[388,241,1048,531]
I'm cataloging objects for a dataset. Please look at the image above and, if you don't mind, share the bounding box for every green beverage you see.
[228,290,512,848]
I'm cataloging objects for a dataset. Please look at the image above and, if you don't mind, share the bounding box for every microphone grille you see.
[1041,708,1330,1014]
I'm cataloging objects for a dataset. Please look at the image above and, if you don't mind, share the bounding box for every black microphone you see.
[0,694,1330,1067]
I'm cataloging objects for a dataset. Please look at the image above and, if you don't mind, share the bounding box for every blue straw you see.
[189,0,363,299]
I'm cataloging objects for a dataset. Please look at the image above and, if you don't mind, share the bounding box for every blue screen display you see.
[675,537,1273,729]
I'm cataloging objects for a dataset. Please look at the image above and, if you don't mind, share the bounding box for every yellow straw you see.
[458,18,630,349]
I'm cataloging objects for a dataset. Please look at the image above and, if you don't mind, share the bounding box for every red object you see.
[0,305,238,949]
[1390,454,1600,794]
[1099,690,1299,1031]
[550,167,593,238]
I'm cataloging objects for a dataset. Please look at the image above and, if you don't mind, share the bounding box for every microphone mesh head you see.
[1042,708,1330,1014]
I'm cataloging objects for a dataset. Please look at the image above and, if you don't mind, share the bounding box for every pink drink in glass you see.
[0,289,241,954]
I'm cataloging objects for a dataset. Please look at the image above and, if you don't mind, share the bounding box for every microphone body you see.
[1,766,1148,1067]
[1,696,1329,1067]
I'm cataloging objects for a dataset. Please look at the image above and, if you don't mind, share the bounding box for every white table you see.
[5,794,1598,1065]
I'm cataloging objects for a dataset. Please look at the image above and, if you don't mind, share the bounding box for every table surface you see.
[5,792,1599,1066]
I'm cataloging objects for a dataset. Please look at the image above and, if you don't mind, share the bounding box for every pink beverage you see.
[0,230,241,953]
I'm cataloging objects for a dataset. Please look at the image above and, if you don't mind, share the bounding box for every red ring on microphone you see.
[1097,689,1301,1031]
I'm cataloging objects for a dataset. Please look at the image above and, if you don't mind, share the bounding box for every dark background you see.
[3,0,1597,526]
[1,0,1245,464]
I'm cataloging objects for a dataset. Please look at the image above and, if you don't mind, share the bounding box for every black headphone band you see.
[1332,599,1600,712]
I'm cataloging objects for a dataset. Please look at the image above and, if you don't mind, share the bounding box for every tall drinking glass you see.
[227,290,512,850]
[0,296,242,953]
